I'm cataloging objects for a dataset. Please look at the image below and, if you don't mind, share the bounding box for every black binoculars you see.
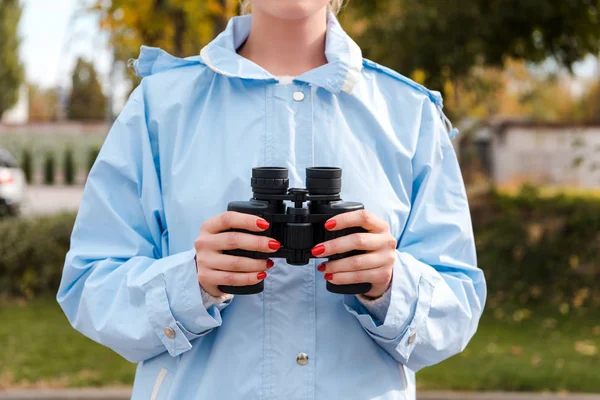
[220,166,372,295]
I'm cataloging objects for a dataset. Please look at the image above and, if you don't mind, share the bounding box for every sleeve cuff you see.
[343,252,435,363]
[142,248,230,357]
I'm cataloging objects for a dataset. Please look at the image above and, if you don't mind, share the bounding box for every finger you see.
[210,254,274,273]
[318,251,393,274]
[201,211,270,234]
[199,268,268,288]
[324,209,389,233]
[202,231,280,253]
[312,233,389,257]
[324,266,392,286]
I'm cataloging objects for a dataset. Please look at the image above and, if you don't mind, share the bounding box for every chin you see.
[251,0,329,20]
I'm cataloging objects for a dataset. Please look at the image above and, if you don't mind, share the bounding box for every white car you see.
[0,148,26,216]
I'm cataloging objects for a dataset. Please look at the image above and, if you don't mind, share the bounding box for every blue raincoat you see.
[57,11,486,400]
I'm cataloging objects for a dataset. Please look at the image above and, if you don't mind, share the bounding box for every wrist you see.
[200,283,234,308]
[363,278,392,299]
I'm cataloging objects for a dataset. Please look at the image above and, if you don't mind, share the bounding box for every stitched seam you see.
[267,272,272,400]
[264,85,268,165]
[264,86,273,400]
[311,85,315,167]
[262,285,266,400]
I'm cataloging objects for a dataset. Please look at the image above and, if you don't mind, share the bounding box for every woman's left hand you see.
[311,210,397,298]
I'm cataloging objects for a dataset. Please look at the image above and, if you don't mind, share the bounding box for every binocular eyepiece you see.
[251,166,342,196]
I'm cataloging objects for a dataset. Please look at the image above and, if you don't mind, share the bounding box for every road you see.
[20,185,83,216]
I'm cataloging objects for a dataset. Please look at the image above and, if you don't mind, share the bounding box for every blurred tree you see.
[87,145,101,175]
[67,58,106,121]
[91,0,237,87]
[444,59,600,122]
[44,152,56,186]
[344,0,600,94]
[445,60,580,121]
[63,147,76,186]
[21,148,33,184]
[577,78,600,121]
[443,58,600,123]
[28,85,60,122]
[0,0,24,118]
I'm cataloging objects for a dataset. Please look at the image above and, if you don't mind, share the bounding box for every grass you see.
[418,305,600,392]
[0,298,598,392]
[0,298,135,388]
[496,184,600,199]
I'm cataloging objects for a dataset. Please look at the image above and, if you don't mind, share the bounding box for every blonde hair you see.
[240,0,344,15]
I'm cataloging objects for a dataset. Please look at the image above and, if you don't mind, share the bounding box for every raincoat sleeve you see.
[57,85,231,363]
[343,99,486,372]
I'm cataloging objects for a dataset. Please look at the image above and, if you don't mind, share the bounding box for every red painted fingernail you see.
[325,220,336,230]
[311,244,325,256]
[317,263,326,272]
[268,240,281,250]
[266,259,274,269]
[257,219,270,229]
[324,273,333,281]
[257,272,267,280]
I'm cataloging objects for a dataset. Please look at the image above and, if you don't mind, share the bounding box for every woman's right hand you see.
[194,211,280,297]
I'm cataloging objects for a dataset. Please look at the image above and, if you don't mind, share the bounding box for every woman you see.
[57,1,486,399]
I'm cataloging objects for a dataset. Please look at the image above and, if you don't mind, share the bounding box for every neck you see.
[237,10,329,76]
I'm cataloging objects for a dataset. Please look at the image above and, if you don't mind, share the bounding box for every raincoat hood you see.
[134,12,362,94]
[132,12,458,137]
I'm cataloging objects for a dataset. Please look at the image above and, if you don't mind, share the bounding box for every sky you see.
[18,0,127,109]
[20,0,111,88]
[17,0,600,109]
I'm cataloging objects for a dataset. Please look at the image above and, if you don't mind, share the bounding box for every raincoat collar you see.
[199,12,363,94]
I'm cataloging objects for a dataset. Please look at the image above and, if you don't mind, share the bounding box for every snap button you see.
[293,91,305,101]
[164,327,176,339]
[408,332,416,345]
[296,352,309,365]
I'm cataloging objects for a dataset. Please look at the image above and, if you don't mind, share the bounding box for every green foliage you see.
[92,0,237,58]
[43,152,56,185]
[343,0,600,93]
[20,148,33,184]
[0,133,107,181]
[476,187,600,309]
[91,0,238,89]
[0,0,24,117]
[87,146,101,174]
[0,213,75,298]
[63,147,76,185]
[67,58,106,121]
